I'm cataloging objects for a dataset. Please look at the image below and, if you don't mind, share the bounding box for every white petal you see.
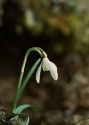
[48,61,58,80]
[42,57,50,71]
[36,64,42,83]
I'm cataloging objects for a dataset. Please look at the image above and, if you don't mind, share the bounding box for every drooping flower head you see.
[36,57,58,83]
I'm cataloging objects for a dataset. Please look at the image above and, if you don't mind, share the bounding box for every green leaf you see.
[18,58,41,100]
[23,116,30,125]
[13,104,34,114]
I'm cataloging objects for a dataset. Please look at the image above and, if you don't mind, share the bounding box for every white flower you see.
[36,57,58,83]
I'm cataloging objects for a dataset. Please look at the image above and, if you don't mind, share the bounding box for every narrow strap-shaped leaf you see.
[17,58,41,101]
[13,104,34,114]
[23,116,30,125]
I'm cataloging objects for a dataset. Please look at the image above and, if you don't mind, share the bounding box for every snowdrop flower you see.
[36,57,58,83]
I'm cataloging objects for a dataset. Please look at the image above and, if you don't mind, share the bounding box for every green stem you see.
[12,47,47,111]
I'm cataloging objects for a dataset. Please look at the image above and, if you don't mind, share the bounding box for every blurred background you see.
[0,0,89,124]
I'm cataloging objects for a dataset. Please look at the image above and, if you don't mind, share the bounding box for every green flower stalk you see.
[12,47,47,112]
